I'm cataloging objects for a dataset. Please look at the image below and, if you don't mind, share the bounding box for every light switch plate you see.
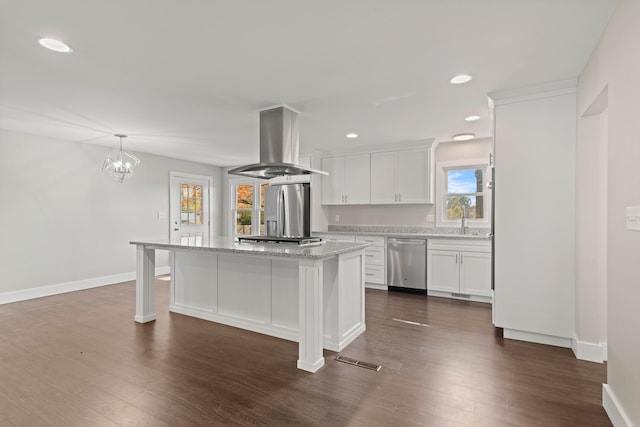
[158,211,168,219]
[625,206,640,231]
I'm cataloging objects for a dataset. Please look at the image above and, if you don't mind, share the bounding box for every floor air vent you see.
[451,293,471,299]
[335,355,381,371]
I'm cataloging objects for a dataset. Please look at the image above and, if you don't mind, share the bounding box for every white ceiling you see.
[0,0,616,167]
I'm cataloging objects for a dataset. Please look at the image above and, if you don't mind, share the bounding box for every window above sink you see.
[436,158,491,228]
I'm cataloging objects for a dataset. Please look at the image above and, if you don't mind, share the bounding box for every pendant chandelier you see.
[102,134,140,183]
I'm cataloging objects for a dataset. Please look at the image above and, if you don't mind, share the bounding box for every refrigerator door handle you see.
[275,187,282,237]
[280,187,287,236]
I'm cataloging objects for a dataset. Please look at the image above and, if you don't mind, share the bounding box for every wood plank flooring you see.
[0,279,610,426]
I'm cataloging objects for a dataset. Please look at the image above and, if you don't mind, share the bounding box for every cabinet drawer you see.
[356,235,385,247]
[364,265,384,284]
[364,246,385,265]
[427,239,491,253]
[318,234,356,243]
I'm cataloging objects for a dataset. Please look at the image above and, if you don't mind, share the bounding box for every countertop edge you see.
[312,231,492,241]
[130,240,370,260]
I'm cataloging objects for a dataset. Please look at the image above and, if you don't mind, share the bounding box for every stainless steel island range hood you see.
[228,106,328,179]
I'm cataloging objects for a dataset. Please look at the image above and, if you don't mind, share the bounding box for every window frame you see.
[180,183,204,226]
[229,178,267,239]
[435,158,491,228]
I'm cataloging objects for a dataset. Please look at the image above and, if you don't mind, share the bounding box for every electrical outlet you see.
[334,214,340,222]
[158,211,168,219]
[426,214,435,222]
[626,206,640,231]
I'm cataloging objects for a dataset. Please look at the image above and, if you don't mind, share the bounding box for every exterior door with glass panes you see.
[170,172,212,244]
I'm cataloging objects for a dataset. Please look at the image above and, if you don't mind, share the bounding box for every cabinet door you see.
[364,265,385,284]
[459,251,492,297]
[318,234,356,243]
[397,148,429,203]
[321,156,345,205]
[344,154,371,204]
[427,250,460,293]
[370,152,397,204]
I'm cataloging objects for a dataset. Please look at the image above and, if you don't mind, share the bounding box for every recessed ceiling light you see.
[449,74,472,84]
[465,115,480,121]
[346,132,358,139]
[452,133,475,141]
[38,38,73,53]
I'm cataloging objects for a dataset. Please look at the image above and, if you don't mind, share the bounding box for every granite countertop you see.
[130,237,370,259]
[313,225,492,241]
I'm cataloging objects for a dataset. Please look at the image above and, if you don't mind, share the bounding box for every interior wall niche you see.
[574,84,608,361]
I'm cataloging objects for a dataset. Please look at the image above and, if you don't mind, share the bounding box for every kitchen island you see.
[130,237,369,372]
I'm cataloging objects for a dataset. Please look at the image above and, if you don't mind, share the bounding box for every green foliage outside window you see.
[237,211,252,225]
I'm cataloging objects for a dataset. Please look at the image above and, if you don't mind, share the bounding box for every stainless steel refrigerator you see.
[264,183,311,238]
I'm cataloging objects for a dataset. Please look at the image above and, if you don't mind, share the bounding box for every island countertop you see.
[130,237,370,259]
[131,235,368,372]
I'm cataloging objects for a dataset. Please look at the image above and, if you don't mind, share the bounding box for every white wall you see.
[328,203,435,227]
[578,0,640,424]
[436,137,493,163]
[327,138,493,227]
[0,129,222,296]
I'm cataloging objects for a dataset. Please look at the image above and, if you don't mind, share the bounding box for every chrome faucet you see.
[461,207,469,235]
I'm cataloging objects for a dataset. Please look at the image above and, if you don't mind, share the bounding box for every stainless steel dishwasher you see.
[387,238,427,293]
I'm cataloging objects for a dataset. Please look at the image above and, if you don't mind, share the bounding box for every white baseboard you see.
[503,328,572,348]
[0,266,170,305]
[324,323,366,352]
[364,283,388,291]
[571,334,606,363]
[603,384,634,427]
[297,357,325,373]
[156,266,170,276]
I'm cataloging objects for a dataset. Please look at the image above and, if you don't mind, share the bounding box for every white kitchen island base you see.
[132,238,368,373]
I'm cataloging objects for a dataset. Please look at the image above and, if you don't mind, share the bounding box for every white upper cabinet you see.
[345,154,371,204]
[397,148,430,203]
[321,141,433,206]
[321,154,370,205]
[369,152,396,203]
[371,147,431,204]
[321,156,345,204]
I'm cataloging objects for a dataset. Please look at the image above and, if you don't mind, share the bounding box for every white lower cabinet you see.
[459,251,492,296]
[427,239,492,302]
[317,234,386,288]
[356,235,386,287]
[318,234,356,243]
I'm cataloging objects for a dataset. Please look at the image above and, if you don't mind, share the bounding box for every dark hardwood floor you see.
[0,279,610,426]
